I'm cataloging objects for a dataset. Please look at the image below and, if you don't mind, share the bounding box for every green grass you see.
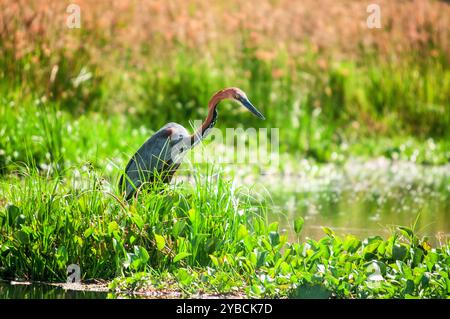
[0,162,264,279]
[0,101,448,299]
[0,95,449,298]
[0,84,448,180]
[110,50,450,162]
[2,45,449,163]
[1,162,449,298]
[0,45,449,298]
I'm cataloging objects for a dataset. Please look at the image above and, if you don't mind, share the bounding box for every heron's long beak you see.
[239,97,265,120]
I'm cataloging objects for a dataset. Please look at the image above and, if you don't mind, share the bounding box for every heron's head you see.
[218,87,265,120]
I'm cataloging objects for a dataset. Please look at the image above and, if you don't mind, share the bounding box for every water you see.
[259,158,450,244]
[0,281,108,299]
[270,187,449,243]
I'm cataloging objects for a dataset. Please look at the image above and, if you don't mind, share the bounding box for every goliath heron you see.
[119,87,265,200]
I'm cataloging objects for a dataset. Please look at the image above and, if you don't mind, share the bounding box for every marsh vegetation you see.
[0,0,449,298]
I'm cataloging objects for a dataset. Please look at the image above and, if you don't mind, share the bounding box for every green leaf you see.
[377,241,387,255]
[83,227,94,238]
[154,233,165,251]
[173,252,191,263]
[268,222,279,232]
[131,213,144,230]
[398,226,414,240]
[172,220,186,237]
[393,243,408,261]
[289,284,332,299]
[363,236,383,257]
[269,231,280,247]
[319,243,330,259]
[256,250,268,268]
[322,227,335,237]
[107,221,119,235]
[209,255,219,267]
[188,208,198,224]
[136,246,149,263]
[412,248,424,267]
[55,246,68,268]
[128,246,150,270]
[14,230,29,245]
[0,244,10,257]
[176,268,193,286]
[6,204,21,227]
[404,279,415,295]
[343,235,361,253]
[237,224,248,240]
[294,217,304,235]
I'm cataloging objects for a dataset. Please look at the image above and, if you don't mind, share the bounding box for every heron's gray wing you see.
[120,128,173,199]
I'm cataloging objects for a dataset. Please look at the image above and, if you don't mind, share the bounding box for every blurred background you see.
[0,0,449,241]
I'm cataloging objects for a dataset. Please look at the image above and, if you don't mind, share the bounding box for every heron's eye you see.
[235,94,240,100]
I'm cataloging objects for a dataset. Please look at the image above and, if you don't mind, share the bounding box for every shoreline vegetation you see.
[0,0,449,298]
[1,164,449,298]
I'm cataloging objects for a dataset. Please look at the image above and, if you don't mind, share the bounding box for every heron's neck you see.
[191,94,222,144]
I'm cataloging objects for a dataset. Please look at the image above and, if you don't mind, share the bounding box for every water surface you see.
[0,281,107,299]
[251,158,450,244]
